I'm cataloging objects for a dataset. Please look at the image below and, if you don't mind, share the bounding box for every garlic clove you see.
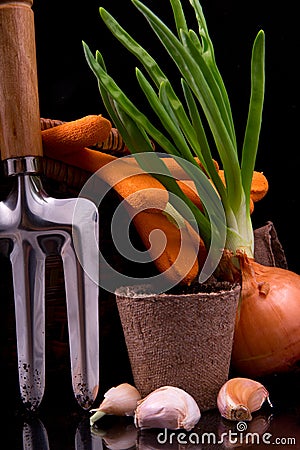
[90,383,141,426]
[134,386,201,431]
[217,377,272,421]
[99,383,142,416]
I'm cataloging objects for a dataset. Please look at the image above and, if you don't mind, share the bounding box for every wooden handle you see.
[0,0,42,160]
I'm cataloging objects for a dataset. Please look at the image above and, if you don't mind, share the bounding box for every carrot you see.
[218,170,269,205]
[44,144,169,213]
[47,145,200,283]
[177,170,268,214]
[42,123,267,216]
[41,117,131,156]
[41,117,199,283]
[117,160,267,210]
[176,180,204,211]
[133,210,205,286]
[41,116,167,210]
[42,115,112,155]
[150,156,219,179]
[247,171,269,203]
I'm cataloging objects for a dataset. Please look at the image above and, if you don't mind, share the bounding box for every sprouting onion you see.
[83,0,300,378]
[83,0,264,266]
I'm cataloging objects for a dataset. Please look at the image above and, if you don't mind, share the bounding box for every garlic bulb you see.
[134,386,201,431]
[217,377,272,421]
[90,383,141,426]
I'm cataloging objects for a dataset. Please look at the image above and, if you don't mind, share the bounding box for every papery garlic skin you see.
[217,377,272,421]
[99,383,141,416]
[90,383,141,426]
[134,386,201,431]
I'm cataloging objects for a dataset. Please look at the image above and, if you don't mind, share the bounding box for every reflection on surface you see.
[76,419,103,450]
[14,407,299,450]
[91,421,137,450]
[22,419,50,450]
[135,412,273,449]
[2,371,300,449]
[217,414,272,448]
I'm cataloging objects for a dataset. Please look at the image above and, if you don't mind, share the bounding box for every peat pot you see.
[115,281,241,411]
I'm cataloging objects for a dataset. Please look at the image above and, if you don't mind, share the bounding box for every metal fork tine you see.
[62,241,99,409]
[61,198,99,409]
[10,239,46,411]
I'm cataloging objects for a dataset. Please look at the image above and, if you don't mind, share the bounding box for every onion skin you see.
[231,254,300,377]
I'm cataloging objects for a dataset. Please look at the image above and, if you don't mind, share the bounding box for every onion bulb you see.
[231,253,300,377]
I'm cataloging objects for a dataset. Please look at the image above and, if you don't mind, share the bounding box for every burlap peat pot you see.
[115,281,241,411]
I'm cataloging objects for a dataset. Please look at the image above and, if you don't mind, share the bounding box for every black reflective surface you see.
[3,365,300,449]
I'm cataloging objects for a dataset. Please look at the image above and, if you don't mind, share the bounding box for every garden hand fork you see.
[0,0,99,410]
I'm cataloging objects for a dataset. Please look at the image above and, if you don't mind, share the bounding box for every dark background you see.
[1,4,299,446]
[33,0,299,273]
